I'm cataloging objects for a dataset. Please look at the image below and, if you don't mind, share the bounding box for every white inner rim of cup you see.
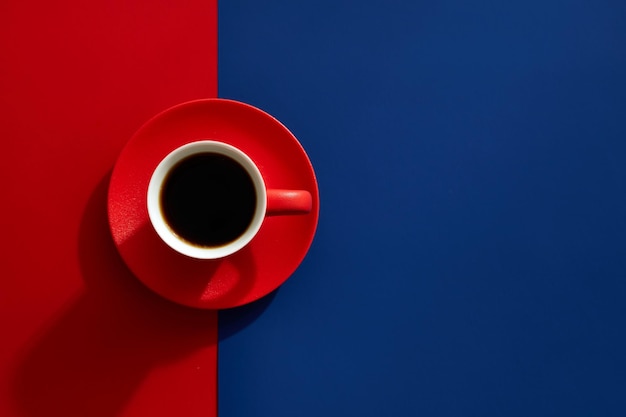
[147,140,267,259]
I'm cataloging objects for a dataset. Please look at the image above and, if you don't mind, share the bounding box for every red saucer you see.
[107,99,319,309]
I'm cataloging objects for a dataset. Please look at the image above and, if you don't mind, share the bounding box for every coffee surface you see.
[161,152,257,247]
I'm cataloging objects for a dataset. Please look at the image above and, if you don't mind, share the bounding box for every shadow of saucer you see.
[12,174,217,417]
[218,289,278,342]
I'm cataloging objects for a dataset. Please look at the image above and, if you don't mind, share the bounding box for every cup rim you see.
[147,140,267,259]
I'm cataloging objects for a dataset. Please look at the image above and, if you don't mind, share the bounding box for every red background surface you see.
[0,1,218,416]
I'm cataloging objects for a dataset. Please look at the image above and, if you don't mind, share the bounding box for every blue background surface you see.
[218,1,626,415]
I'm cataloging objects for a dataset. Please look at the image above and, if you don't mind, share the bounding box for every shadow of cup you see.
[12,175,219,417]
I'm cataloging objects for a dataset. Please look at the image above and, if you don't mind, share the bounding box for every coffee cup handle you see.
[266,189,313,216]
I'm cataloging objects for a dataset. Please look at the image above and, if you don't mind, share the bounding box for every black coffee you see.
[160,152,257,248]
